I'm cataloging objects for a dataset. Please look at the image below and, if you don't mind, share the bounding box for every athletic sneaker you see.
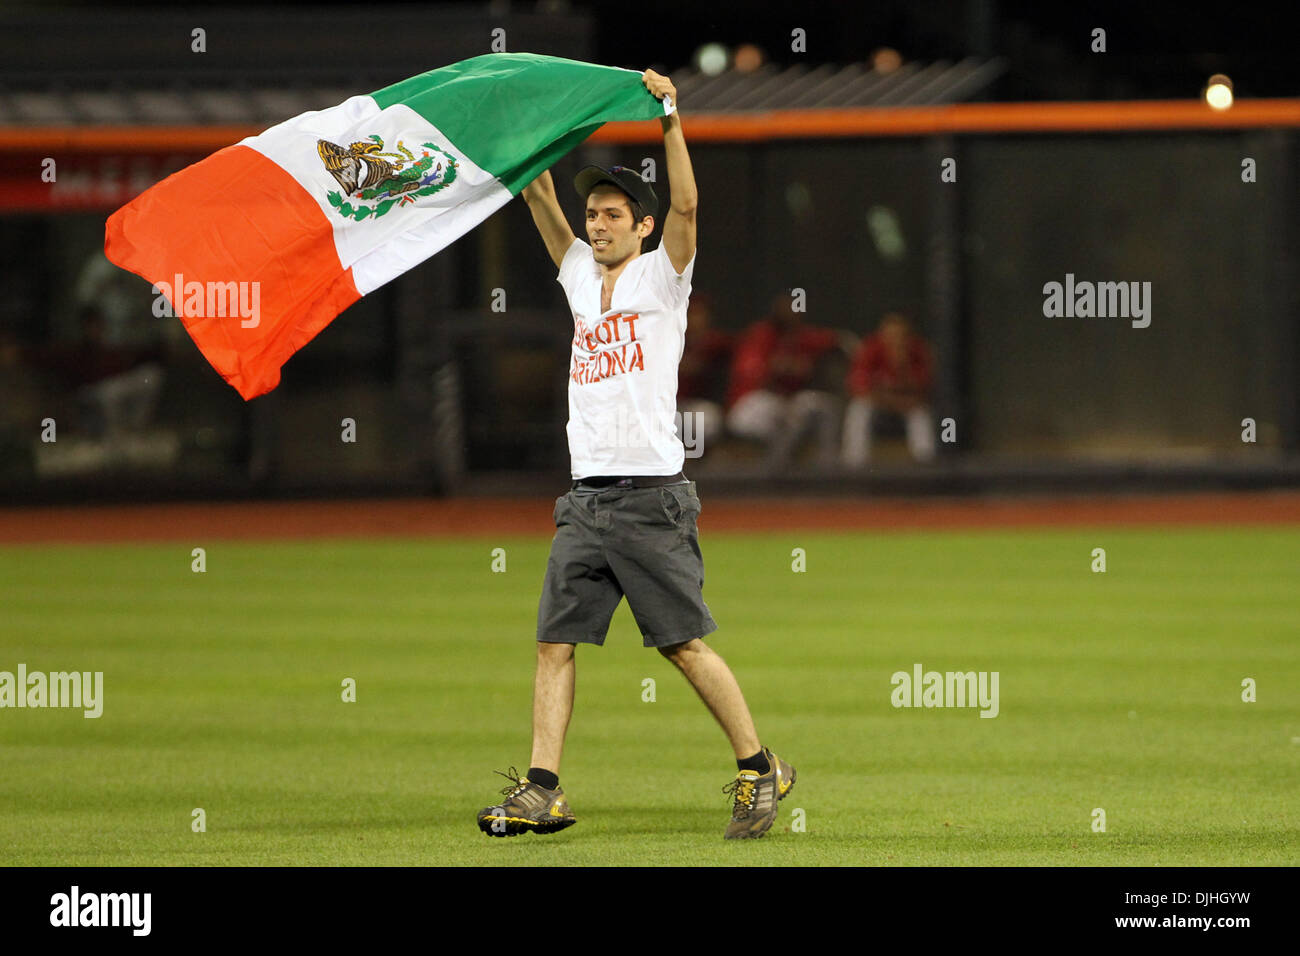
[722,747,797,839]
[476,767,576,837]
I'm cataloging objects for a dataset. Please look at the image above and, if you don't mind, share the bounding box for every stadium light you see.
[734,43,764,73]
[871,47,903,74]
[694,43,730,76]
[1204,73,1234,110]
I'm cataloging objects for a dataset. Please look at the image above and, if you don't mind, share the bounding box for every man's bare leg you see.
[659,638,761,758]
[529,641,576,773]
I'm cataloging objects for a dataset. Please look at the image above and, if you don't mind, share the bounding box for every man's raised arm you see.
[521,170,577,270]
[642,69,698,276]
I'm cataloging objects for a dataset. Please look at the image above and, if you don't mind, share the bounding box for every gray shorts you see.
[537,479,719,648]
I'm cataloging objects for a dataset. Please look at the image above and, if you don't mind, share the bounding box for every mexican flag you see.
[104,53,670,400]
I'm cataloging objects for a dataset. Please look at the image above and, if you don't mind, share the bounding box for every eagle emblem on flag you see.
[318,135,459,221]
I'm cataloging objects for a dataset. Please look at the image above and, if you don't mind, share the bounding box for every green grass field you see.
[1,526,1296,866]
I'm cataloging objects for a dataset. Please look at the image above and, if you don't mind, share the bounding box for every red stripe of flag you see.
[105,143,360,399]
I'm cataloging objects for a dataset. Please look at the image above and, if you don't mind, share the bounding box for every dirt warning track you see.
[1,491,1298,545]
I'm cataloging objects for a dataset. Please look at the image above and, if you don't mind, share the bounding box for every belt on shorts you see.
[571,472,686,490]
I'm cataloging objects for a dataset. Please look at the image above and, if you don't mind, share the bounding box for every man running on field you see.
[476,68,795,841]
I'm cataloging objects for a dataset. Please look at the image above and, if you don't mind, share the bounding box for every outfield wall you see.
[1,105,1296,501]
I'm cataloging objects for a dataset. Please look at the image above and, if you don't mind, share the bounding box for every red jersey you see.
[846,332,932,397]
[677,327,735,402]
[726,319,839,408]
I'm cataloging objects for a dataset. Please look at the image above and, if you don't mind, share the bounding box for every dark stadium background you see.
[1,0,1295,502]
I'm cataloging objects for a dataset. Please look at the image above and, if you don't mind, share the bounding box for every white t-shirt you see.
[557,236,696,479]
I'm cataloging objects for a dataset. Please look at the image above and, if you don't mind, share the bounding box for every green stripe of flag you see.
[370,53,664,195]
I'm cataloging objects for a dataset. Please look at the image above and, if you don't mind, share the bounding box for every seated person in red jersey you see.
[726,294,841,468]
[841,312,936,466]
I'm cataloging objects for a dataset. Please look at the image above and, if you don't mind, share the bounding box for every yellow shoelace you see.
[723,774,757,816]
[494,767,530,800]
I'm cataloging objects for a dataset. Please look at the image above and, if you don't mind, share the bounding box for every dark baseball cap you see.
[574,164,659,219]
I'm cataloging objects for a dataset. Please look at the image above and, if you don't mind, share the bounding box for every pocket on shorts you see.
[658,482,701,526]
[553,493,569,526]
